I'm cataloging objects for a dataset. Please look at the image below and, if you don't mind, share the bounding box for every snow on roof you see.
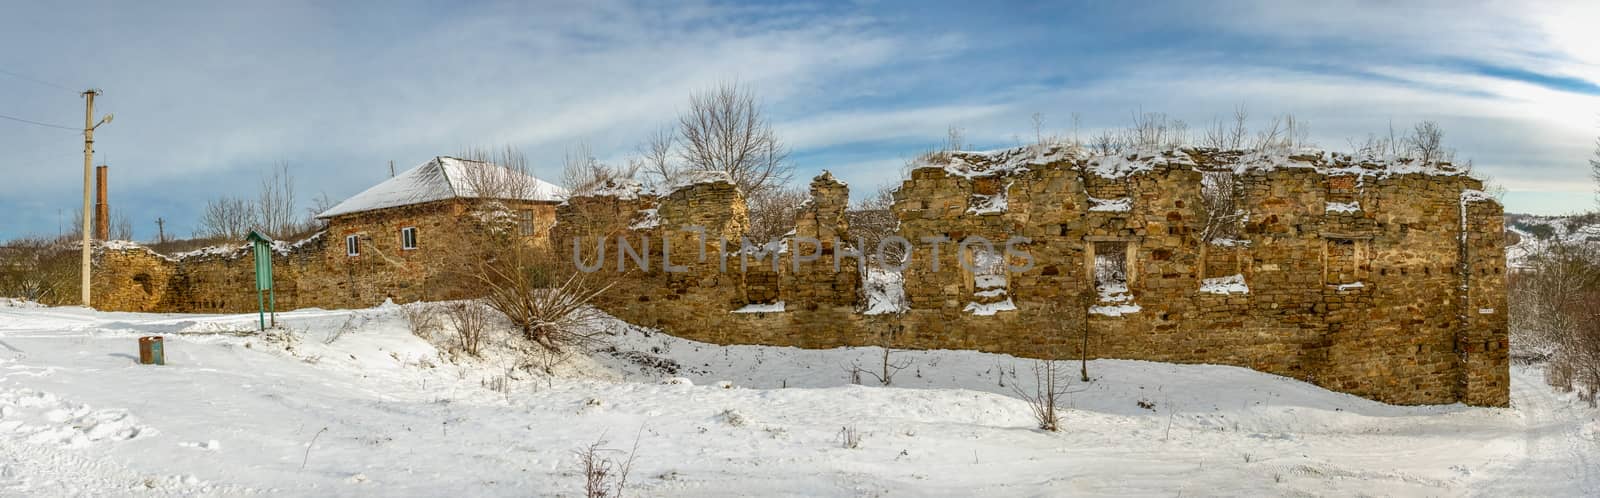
[317,156,566,219]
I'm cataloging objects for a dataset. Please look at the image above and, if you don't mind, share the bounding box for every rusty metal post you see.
[94,165,109,240]
[138,336,164,365]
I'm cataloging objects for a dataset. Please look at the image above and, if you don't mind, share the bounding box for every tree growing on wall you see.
[559,141,640,197]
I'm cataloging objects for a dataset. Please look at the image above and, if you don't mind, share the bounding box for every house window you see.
[401,227,418,250]
[346,235,359,256]
[518,210,535,236]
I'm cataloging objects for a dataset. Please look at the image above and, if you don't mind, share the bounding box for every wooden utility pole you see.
[388,160,395,177]
[155,218,167,244]
[79,89,112,307]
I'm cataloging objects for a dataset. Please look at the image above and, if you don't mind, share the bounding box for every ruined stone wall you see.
[560,146,1509,406]
[92,145,1510,406]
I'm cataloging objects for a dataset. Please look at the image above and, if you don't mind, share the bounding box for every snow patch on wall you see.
[1325,201,1361,214]
[1200,274,1249,295]
[1088,197,1132,212]
[964,298,1016,316]
[732,301,785,314]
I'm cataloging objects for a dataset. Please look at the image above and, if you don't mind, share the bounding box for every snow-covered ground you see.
[0,303,1596,496]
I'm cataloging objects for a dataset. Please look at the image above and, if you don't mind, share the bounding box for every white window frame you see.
[346,235,360,256]
[401,227,418,250]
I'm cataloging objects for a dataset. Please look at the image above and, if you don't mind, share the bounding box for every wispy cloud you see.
[1,0,1597,240]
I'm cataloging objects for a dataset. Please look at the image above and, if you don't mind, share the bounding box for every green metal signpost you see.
[247,231,276,331]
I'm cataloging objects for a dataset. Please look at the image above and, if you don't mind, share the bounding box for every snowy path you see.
[0,302,1595,496]
[1474,367,1600,496]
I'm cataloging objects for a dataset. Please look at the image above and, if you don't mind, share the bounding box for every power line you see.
[0,67,77,93]
[0,112,79,131]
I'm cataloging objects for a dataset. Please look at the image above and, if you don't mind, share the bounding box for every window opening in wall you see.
[1093,241,1129,290]
[401,227,418,250]
[1089,240,1139,316]
[518,210,535,236]
[346,235,359,256]
[961,246,1013,315]
[1200,171,1243,243]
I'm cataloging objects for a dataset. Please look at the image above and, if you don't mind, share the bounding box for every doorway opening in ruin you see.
[1092,241,1129,291]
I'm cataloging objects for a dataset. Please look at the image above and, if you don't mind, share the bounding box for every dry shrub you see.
[399,302,442,340]
[1011,358,1072,432]
[0,236,78,304]
[465,242,613,353]
[838,425,862,449]
[575,433,639,498]
[445,300,490,357]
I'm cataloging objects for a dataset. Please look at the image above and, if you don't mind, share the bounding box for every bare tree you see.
[111,212,134,241]
[1088,129,1127,156]
[196,196,256,240]
[639,124,678,189]
[676,82,792,196]
[1199,171,1243,243]
[456,145,543,201]
[1229,105,1250,150]
[1127,111,1187,149]
[1406,120,1452,164]
[561,142,639,196]
[745,187,807,245]
[846,184,901,265]
[258,162,299,238]
[1590,135,1599,204]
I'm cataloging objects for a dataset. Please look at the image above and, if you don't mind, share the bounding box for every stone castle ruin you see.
[92,146,1509,406]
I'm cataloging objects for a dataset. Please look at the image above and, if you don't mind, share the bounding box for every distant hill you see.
[1504,212,1600,270]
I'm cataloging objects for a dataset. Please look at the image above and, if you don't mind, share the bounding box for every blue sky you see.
[2,0,1597,241]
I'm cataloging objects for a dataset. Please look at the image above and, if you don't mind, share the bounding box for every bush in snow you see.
[575,433,639,498]
[399,302,442,340]
[460,241,613,353]
[444,300,491,357]
[1011,357,1074,432]
[0,235,78,304]
[838,425,862,449]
